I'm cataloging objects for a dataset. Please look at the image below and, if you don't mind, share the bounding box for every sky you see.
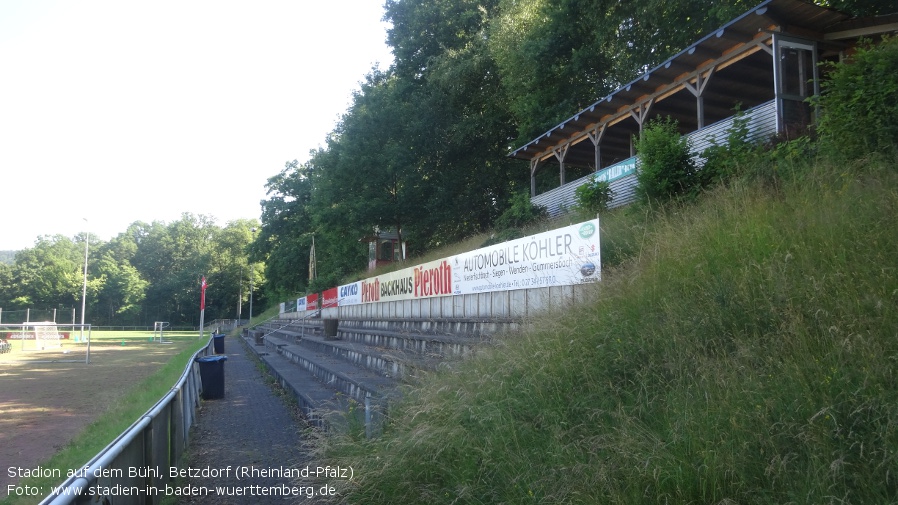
[0,0,394,251]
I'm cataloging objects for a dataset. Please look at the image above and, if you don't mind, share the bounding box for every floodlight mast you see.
[249,227,256,327]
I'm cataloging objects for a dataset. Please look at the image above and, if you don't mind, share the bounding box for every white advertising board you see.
[337,281,362,306]
[339,219,600,305]
[450,219,600,294]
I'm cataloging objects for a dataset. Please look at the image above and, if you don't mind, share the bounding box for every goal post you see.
[0,323,92,364]
[153,322,172,343]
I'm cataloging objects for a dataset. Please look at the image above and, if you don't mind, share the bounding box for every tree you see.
[11,235,91,310]
[258,159,316,299]
[130,214,219,324]
[0,262,15,308]
[93,253,147,324]
[816,0,898,16]
[212,219,260,321]
[490,0,757,143]
[1,215,257,326]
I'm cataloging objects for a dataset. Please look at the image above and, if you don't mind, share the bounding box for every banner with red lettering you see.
[322,287,338,308]
[338,219,600,306]
[306,293,319,310]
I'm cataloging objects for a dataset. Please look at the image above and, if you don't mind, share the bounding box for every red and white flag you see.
[200,276,207,310]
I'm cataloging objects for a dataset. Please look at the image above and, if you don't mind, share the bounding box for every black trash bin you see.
[324,319,339,340]
[254,330,264,346]
[196,355,228,399]
[213,334,225,354]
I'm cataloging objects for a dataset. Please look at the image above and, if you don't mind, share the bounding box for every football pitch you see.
[0,330,209,500]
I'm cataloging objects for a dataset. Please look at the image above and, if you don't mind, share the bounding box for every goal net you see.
[153,322,172,343]
[0,323,91,364]
[32,322,62,350]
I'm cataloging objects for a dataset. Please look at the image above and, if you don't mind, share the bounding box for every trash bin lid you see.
[195,355,228,362]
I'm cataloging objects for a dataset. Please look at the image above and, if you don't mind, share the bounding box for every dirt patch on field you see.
[0,341,190,492]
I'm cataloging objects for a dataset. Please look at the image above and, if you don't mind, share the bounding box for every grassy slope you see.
[322,156,898,504]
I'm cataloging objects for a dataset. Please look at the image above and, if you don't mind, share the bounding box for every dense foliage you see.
[634,117,698,202]
[574,178,614,214]
[5,0,893,324]
[0,215,261,327]
[320,38,898,502]
[815,36,898,160]
[257,0,770,295]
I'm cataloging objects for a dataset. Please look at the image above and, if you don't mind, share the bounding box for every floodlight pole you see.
[237,262,243,323]
[80,219,89,341]
[249,227,256,328]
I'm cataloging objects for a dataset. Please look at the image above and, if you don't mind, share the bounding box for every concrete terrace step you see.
[244,337,347,429]
[294,334,447,381]
[265,320,490,360]
[334,326,487,358]
[263,335,400,403]
[246,316,505,435]
[336,316,518,337]
[258,322,323,338]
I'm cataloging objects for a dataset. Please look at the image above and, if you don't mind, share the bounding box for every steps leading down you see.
[243,317,513,434]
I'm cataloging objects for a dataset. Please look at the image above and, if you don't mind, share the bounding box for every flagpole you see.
[309,235,317,281]
[199,276,207,339]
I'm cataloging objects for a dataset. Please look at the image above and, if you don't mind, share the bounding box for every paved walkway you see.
[182,335,327,504]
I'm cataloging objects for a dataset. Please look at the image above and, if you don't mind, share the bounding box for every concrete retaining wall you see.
[282,283,597,325]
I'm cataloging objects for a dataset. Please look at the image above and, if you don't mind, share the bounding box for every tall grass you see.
[320,156,898,504]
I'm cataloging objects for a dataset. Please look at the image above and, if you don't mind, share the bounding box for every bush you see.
[574,178,614,214]
[815,36,898,159]
[635,116,698,202]
[698,106,757,187]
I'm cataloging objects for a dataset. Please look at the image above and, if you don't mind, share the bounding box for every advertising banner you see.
[450,219,600,294]
[322,287,339,308]
[348,219,600,304]
[593,157,636,184]
[306,293,319,311]
[337,281,362,306]
[291,220,600,309]
[359,266,414,304]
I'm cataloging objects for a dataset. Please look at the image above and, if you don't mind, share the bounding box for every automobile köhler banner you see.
[338,219,600,306]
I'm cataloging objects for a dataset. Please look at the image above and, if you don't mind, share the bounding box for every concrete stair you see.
[242,317,512,434]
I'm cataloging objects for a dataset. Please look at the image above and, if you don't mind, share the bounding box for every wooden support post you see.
[587,123,607,171]
[553,145,570,186]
